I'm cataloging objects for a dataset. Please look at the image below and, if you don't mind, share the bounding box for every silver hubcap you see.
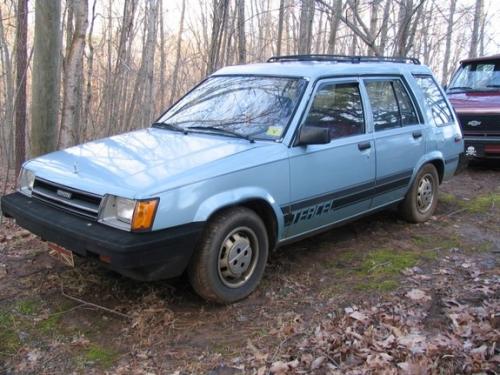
[416,173,434,213]
[218,227,259,288]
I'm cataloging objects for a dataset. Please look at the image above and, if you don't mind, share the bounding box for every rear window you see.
[414,75,454,126]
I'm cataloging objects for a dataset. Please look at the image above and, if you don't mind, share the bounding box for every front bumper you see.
[1,192,205,281]
[464,136,500,159]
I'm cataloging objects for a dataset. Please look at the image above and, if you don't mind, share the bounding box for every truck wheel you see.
[188,207,269,303]
[399,163,439,223]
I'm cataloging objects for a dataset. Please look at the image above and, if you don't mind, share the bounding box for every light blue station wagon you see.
[1,55,464,303]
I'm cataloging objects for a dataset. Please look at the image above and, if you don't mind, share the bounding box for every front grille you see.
[32,177,102,220]
[457,113,500,136]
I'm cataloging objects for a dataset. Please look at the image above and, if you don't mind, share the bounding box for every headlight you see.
[17,168,35,197]
[98,195,159,231]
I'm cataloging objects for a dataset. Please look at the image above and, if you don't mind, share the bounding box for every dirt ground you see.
[0,164,499,374]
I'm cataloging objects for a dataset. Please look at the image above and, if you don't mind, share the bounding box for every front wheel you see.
[188,207,269,303]
[399,164,439,223]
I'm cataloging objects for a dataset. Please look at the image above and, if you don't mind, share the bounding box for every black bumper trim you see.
[1,192,205,280]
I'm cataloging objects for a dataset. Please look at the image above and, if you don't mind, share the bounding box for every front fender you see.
[193,187,285,237]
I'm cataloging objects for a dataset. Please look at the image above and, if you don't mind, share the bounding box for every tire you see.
[399,164,439,223]
[188,207,269,304]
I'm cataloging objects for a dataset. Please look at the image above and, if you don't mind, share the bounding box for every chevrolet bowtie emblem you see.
[467,120,481,127]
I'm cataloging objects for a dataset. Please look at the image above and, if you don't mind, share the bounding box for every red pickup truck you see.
[447,55,500,160]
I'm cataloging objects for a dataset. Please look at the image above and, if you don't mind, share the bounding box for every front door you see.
[285,78,376,239]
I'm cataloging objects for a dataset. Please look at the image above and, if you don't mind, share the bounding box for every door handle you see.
[412,131,423,139]
[358,142,371,151]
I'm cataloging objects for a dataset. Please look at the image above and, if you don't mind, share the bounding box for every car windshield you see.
[448,60,500,92]
[157,76,307,140]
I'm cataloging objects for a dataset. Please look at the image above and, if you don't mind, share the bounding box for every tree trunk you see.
[468,0,482,58]
[159,0,166,110]
[298,0,315,54]
[0,6,15,165]
[83,0,96,141]
[441,0,457,85]
[15,0,28,175]
[59,0,88,148]
[206,0,229,75]
[368,0,381,56]
[237,0,246,63]
[31,0,61,157]
[276,0,285,56]
[170,0,186,104]
[327,0,342,54]
[125,0,159,130]
[378,0,391,54]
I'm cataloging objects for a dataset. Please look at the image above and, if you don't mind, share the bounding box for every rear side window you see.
[304,82,365,140]
[392,81,419,125]
[414,75,454,126]
[365,79,419,131]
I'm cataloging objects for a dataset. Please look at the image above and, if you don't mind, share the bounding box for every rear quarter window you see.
[414,75,454,126]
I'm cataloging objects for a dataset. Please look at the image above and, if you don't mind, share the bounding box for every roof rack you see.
[267,54,421,65]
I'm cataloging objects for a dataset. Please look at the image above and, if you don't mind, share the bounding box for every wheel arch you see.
[193,188,283,250]
[415,152,445,184]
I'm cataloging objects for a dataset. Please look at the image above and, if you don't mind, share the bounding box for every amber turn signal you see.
[131,199,159,231]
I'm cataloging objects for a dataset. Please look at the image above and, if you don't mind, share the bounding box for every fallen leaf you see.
[406,289,431,302]
[311,356,325,370]
[349,311,369,323]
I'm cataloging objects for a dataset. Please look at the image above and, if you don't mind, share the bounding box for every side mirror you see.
[296,126,331,146]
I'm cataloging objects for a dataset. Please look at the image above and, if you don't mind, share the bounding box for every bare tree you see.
[0,6,15,165]
[327,0,342,54]
[237,0,246,63]
[15,0,28,175]
[469,0,483,58]
[298,0,315,54]
[394,0,425,57]
[59,0,89,148]
[31,0,61,157]
[442,0,457,85]
[170,0,186,104]
[378,0,391,54]
[276,0,285,56]
[206,0,229,75]
[83,0,96,141]
[125,0,159,130]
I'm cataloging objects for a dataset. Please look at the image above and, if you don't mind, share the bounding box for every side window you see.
[392,80,419,125]
[365,79,419,131]
[414,75,454,126]
[304,82,365,140]
[365,81,401,131]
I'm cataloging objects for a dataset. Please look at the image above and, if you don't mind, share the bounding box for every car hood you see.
[448,91,500,114]
[26,128,267,198]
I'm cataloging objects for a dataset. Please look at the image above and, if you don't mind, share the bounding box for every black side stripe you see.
[281,169,413,226]
[445,156,459,165]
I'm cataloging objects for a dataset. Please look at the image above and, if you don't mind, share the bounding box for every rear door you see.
[285,78,376,239]
[362,77,425,208]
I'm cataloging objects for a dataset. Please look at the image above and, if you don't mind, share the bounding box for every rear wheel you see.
[399,164,439,223]
[188,207,269,303]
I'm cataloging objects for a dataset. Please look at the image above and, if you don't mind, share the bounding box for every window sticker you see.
[266,126,283,137]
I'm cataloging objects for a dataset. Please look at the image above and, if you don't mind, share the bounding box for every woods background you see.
[0,0,497,185]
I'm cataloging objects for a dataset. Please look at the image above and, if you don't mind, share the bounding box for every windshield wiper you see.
[448,86,473,91]
[486,84,500,88]
[187,125,254,143]
[152,122,188,134]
